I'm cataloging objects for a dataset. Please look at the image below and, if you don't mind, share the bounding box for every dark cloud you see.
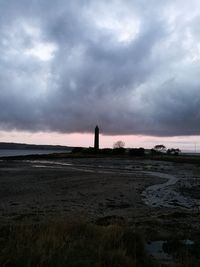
[0,0,200,136]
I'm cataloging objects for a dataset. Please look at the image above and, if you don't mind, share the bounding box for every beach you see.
[1,156,200,265]
[0,157,199,225]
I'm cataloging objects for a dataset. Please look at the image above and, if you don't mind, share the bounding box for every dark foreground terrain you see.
[0,157,199,266]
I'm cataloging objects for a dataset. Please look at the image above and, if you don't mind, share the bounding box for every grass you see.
[3,151,200,166]
[0,218,156,267]
[0,218,199,266]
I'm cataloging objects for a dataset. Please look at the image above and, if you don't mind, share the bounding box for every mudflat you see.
[0,157,199,228]
[1,157,200,265]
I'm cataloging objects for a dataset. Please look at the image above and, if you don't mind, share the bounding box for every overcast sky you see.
[1,0,200,147]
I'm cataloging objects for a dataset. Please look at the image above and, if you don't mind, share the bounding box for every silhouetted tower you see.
[94,125,99,150]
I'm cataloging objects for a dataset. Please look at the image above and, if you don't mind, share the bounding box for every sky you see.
[0,0,200,150]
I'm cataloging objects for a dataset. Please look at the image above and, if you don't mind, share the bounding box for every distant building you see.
[94,125,99,150]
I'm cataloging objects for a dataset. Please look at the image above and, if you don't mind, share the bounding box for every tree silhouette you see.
[167,148,181,155]
[113,141,125,149]
[154,144,166,153]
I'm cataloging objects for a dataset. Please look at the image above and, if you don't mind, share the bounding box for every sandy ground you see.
[0,158,199,228]
[1,157,200,266]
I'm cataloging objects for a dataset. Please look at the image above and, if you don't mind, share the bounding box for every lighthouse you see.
[94,125,99,150]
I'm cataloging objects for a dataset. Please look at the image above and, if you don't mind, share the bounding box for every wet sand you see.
[0,157,199,227]
[1,157,200,266]
[0,158,156,223]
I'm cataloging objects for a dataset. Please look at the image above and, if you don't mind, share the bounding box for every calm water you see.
[0,149,69,157]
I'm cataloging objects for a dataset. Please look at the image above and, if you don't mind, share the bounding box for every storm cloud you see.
[1,0,200,136]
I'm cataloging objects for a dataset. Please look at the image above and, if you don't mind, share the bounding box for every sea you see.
[0,149,69,157]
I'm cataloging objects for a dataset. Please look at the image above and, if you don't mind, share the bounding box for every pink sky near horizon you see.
[0,130,200,152]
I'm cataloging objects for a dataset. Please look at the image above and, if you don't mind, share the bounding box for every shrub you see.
[129,148,145,157]
[71,147,84,153]
[112,148,126,155]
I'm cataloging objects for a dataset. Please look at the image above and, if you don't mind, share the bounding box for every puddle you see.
[146,240,173,264]
[181,239,194,245]
[146,239,197,265]
[25,160,73,168]
[27,160,73,166]
[33,165,62,168]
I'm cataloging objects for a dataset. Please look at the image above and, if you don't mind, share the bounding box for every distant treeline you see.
[0,142,72,151]
[72,147,182,157]
[72,147,145,156]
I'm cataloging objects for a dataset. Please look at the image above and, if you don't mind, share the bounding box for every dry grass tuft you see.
[0,218,155,267]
